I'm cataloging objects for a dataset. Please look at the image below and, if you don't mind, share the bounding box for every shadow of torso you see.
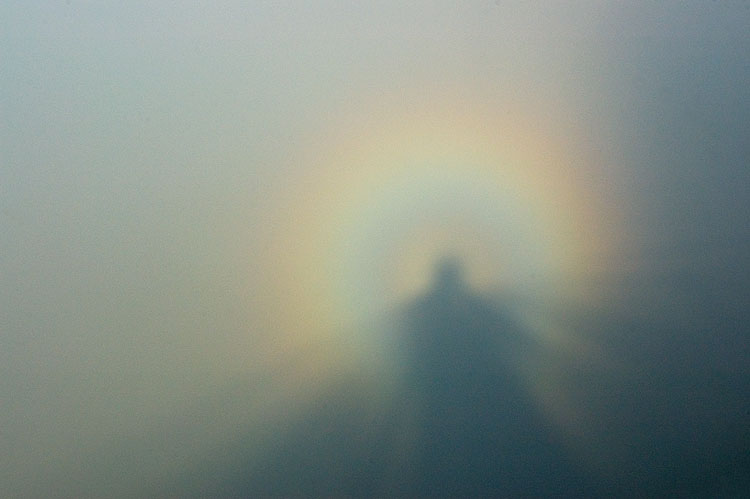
[386,264,586,497]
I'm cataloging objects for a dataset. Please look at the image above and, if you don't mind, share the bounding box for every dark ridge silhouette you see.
[168,258,595,497]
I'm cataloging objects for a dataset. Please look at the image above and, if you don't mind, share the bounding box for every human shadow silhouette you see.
[387,257,588,497]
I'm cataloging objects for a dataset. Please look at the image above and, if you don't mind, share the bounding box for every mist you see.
[2,1,748,497]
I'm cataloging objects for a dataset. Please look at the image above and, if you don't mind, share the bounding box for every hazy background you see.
[2,1,748,496]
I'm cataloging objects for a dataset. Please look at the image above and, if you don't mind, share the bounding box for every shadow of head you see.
[431,255,466,296]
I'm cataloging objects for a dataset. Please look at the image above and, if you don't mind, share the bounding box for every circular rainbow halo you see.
[259,97,624,344]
